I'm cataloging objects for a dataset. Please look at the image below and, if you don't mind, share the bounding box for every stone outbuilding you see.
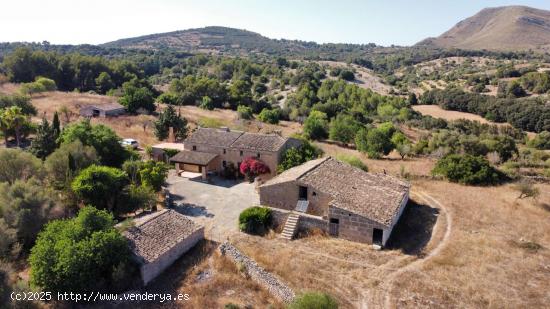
[123,210,204,285]
[79,103,125,118]
[259,157,410,246]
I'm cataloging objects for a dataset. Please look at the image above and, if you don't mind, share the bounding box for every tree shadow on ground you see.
[174,203,215,218]
[385,199,439,256]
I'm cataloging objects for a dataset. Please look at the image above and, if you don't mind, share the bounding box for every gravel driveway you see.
[166,171,259,241]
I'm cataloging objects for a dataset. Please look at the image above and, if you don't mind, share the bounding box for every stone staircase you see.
[280,213,300,240]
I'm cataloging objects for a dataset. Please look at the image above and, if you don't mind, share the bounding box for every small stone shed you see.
[79,103,125,118]
[123,209,204,285]
[259,157,410,246]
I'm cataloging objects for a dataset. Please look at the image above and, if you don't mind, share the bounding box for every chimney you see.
[168,127,175,142]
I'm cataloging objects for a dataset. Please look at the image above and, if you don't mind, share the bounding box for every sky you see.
[2,0,550,46]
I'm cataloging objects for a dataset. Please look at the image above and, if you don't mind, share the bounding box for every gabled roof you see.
[185,128,243,147]
[261,157,410,226]
[123,210,203,265]
[230,132,288,152]
[170,150,218,165]
[184,127,293,152]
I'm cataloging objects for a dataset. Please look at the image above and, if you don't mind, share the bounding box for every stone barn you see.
[259,157,410,246]
[123,210,204,285]
[79,103,125,118]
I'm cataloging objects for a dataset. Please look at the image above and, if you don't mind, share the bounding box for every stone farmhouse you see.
[259,157,410,246]
[79,102,125,118]
[170,127,301,180]
[123,209,204,285]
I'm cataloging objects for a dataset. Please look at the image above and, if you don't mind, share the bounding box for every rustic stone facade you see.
[259,157,410,246]
[123,210,205,285]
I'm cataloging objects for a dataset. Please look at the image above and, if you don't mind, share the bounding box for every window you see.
[257,153,261,158]
[223,149,226,154]
[240,150,243,156]
[222,161,227,167]
[312,191,317,196]
[192,145,197,151]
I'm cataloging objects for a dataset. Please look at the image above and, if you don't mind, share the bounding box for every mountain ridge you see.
[417,5,550,51]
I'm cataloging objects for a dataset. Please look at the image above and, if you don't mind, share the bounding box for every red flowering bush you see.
[240,157,270,181]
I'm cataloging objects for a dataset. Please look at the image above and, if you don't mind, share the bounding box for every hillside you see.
[417,6,550,52]
[102,26,323,55]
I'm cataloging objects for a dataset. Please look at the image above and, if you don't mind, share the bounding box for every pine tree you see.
[30,117,57,160]
[154,106,188,141]
[52,111,61,140]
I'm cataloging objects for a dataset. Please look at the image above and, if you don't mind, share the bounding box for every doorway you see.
[329,218,339,236]
[299,186,308,200]
[373,228,383,246]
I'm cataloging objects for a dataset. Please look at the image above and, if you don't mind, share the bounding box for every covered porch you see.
[170,150,219,180]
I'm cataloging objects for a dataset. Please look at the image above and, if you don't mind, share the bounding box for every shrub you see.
[335,154,368,171]
[303,111,329,140]
[239,157,270,181]
[432,154,503,185]
[528,131,550,150]
[237,105,253,120]
[71,165,128,211]
[288,291,338,309]
[238,207,272,235]
[278,138,322,172]
[258,108,280,124]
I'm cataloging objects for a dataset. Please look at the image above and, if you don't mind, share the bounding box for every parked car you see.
[121,138,139,149]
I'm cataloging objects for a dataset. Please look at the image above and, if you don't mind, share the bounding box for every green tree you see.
[483,135,518,162]
[119,78,156,113]
[71,165,128,211]
[52,111,61,140]
[0,148,42,184]
[95,72,115,94]
[154,105,188,141]
[432,154,502,185]
[335,154,368,171]
[30,117,57,160]
[303,111,328,140]
[355,128,394,159]
[29,207,133,293]
[199,96,214,110]
[391,132,411,159]
[44,141,98,190]
[237,105,253,120]
[277,137,322,172]
[528,131,550,150]
[1,106,30,147]
[408,93,418,105]
[59,119,128,167]
[258,108,280,124]
[0,179,55,251]
[329,114,359,143]
[138,160,169,191]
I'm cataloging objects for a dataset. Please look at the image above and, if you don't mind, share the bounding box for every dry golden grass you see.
[232,177,550,308]
[412,105,494,124]
[0,82,20,95]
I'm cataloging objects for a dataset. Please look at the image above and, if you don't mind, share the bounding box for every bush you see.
[288,291,338,309]
[237,105,253,120]
[239,157,270,181]
[335,154,368,171]
[528,131,550,150]
[432,154,503,185]
[258,108,280,124]
[303,111,329,140]
[238,207,272,235]
[71,165,128,211]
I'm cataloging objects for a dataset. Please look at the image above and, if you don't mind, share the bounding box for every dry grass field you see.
[232,167,550,308]
[412,104,494,124]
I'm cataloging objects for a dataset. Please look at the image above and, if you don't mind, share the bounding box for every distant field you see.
[412,104,494,124]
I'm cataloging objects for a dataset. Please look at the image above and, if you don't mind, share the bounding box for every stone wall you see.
[328,206,387,244]
[140,227,205,285]
[219,242,295,303]
[259,180,331,216]
[269,207,328,234]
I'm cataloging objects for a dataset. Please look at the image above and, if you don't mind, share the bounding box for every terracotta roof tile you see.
[123,210,203,264]
[170,150,218,165]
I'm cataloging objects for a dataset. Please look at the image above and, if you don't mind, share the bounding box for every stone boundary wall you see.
[219,242,295,303]
[269,207,328,234]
